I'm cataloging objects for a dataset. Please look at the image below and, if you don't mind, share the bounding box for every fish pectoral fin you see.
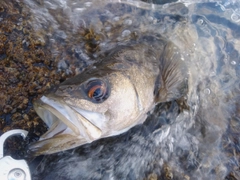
[27,134,88,156]
[154,42,188,103]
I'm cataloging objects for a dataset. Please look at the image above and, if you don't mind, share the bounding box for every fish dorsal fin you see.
[154,42,188,103]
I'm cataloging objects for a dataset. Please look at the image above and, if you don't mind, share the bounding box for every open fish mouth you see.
[29,96,104,155]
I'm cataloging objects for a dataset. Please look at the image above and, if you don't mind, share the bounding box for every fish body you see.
[29,36,188,155]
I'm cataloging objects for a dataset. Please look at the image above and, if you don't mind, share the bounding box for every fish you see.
[28,35,188,155]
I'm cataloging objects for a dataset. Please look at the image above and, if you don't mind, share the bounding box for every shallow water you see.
[10,0,240,179]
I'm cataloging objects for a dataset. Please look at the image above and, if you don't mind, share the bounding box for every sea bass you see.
[29,36,188,155]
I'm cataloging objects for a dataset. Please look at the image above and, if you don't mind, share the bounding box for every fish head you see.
[30,51,151,155]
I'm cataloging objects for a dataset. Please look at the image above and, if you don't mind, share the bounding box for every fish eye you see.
[85,79,109,103]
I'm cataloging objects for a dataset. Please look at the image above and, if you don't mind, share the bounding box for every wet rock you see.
[0,0,69,157]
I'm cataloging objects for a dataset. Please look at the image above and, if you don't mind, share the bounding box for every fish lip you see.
[27,133,88,156]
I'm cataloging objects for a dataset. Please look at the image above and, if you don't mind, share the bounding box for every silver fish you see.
[29,36,188,155]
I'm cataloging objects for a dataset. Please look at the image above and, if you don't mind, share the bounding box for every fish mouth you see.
[28,95,103,155]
